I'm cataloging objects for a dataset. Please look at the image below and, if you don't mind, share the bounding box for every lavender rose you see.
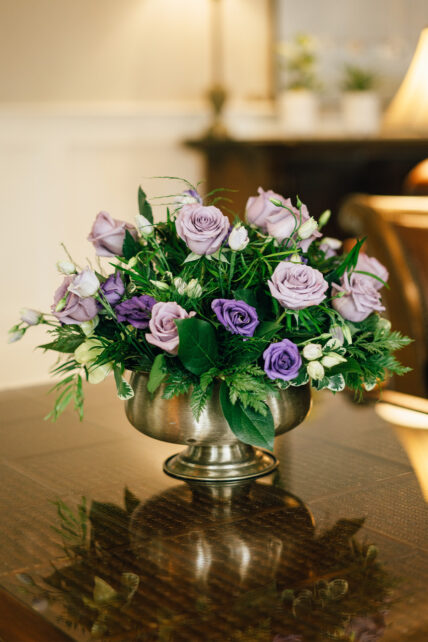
[245,187,287,232]
[263,339,302,381]
[115,295,156,329]
[88,211,138,257]
[268,262,328,310]
[99,273,125,306]
[267,201,322,251]
[212,299,259,337]
[175,204,230,255]
[146,301,195,355]
[356,253,389,290]
[332,272,385,322]
[52,276,98,325]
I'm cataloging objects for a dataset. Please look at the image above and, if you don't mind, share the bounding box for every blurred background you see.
[2,0,428,392]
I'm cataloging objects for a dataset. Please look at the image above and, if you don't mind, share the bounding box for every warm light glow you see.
[376,403,428,429]
[383,27,428,135]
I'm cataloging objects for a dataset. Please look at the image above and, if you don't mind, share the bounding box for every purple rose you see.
[212,299,259,337]
[146,301,195,355]
[52,276,98,325]
[267,201,322,251]
[175,204,230,255]
[245,187,288,232]
[356,253,388,290]
[99,273,125,306]
[88,211,138,257]
[115,295,156,329]
[332,272,385,322]
[268,262,328,310]
[345,614,386,641]
[263,339,302,381]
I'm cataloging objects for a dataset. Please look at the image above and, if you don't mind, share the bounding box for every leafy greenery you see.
[342,64,377,92]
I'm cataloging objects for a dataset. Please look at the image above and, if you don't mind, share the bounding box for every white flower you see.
[74,338,103,366]
[228,225,249,251]
[297,217,318,240]
[307,361,325,380]
[8,329,25,343]
[186,279,203,298]
[20,308,42,326]
[322,237,342,251]
[80,316,99,337]
[173,277,187,294]
[289,253,302,263]
[56,260,76,275]
[88,362,113,384]
[302,343,323,361]
[150,280,169,291]
[135,214,154,237]
[318,209,331,228]
[68,269,100,298]
[321,353,347,368]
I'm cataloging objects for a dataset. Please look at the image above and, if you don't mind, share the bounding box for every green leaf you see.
[122,229,140,260]
[93,577,118,605]
[232,288,258,308]
[176,318,218,375]
[113,367,134,400]
[219,381,274,450]
[147,354,167,394]
[39,335,84,354]
[183,252,202,264]
[255,321,280,339]
[138,186,153,223]
[190,384,212,421]
[327,373,346,392]
[289,368,309,387]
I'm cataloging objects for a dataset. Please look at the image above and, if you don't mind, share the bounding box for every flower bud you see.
[88,362,113,384]
[173,277,187,294]
[127,257,138,269]
[377,317,391,333]
[269,198,284,207]
[307,360,325,380]
[175,189,203,206]
[135,214,154,237]
[80,316,99,337]
[228,225,249,251]
[297,217,318,240]
[302,343,323,361]
[318,209,331,229]
[342,324,353,345]
[55,294,69,312]
[8,328,25,343]
[150,280,169,291]
[20,308,42,326]
[68,269,100,298]
[186,278,203,298]
[321,353,347,368]
[322,237,342,250]
[329,324,344,346]
[289,253,302,264]
[56,260,76,275]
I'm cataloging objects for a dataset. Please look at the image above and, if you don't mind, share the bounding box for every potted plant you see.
[341,65,380,135]
[10,182,411,485]
[277,34,320,134]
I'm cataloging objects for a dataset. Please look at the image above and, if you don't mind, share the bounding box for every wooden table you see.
[0,380,427,641]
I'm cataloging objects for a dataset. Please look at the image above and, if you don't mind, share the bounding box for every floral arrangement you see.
[10,180,411,450]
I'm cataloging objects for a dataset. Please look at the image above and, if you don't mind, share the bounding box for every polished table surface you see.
[0,380,427,641]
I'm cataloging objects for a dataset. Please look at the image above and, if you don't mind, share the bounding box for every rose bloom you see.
[52,277,98,325]
[212,299,259,337]
[88,211,138,257]
[356,253,389,290]
[268,262,328,310]
[263,339,302,381]
[146,301,196,355]
[245,187,287,232]
[115,295,156,329]
[175,204,230,255]
[332,272,385,322]
[267,200,321,251]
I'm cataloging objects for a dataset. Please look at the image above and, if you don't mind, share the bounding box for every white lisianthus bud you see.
[186,278,203,298]
[322,237,342,251]
[68,269,100,298]
[269,198,284,207]
[302,343,323,361]
[150,280,169,291]
[74,338,103,366]
[88,362,113,384]
[56,260,76,275]
[80,316,99,337]
[127,257,138,269]
[318,209,331,229]
[228,225,249,251]
[377,317,391,333]
[20,308,42,326]
[135,214,154,237]
[329,324,345,346]
[175,189,203,206]
[307,361,325,380]
[289,253,302,263]
[173,277,187,294]
[8,329,25,343]
[321,353,347,368]
[55,294,69,312]
[342,324,353,345]
[297,217,318,240]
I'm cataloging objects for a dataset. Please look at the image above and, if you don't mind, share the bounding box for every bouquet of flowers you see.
[10,180,411,449]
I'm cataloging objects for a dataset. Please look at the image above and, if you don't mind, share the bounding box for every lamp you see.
[383,27,428,135]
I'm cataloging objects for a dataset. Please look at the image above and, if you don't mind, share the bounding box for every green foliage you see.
[147,354,167,394]
[122,229,140,260]
[138,186,153,223]
[342,64,377,91]
[39,330,84,354]
[113,366,134,400]
[45,373,84,421]
[190,383,213,421]
[176,317,218,375]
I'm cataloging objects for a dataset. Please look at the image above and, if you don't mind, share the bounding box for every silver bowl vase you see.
[125,372,311,486]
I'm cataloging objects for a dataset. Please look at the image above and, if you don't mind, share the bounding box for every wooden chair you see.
[339,195,428,397]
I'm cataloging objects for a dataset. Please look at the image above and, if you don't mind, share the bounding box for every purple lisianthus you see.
[268,262,328,310]
[263,339,302,381]
[332,272,385,322]
[115,295,156,329]
[175,203,230,255]
[212,299,259,337]
[52,276,98,325]
[99,272,125,307]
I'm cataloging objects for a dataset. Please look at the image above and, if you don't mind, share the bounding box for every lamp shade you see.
[383,27,428,135]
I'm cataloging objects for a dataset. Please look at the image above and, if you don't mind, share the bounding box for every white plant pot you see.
[342,91,380,136]
[278,90,318,135]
